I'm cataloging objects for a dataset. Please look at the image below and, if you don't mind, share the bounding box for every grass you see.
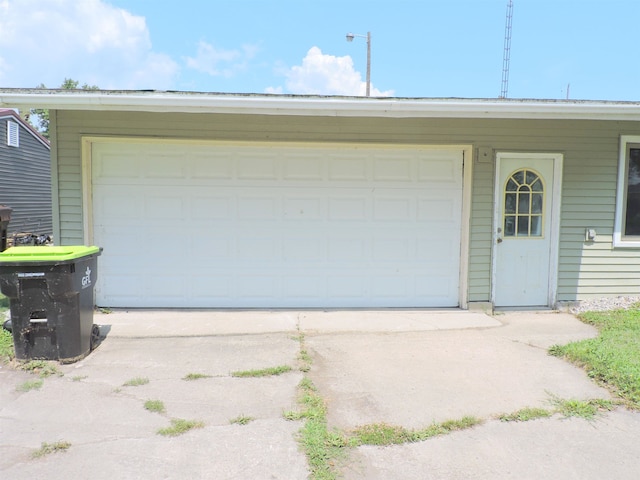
[17,379,43,392]
[284,376,348,480]
[348,416,482,446]
[550,396,615,420]
[498,407,553,422]
[0,328,14,363]
[31,441,71,459]
[19,360,62,378]
[0,294,13,362]
[231,365,292,378]
[157,418,204,437]
[294,333,313,373]
[549,305,640,409]
[144,399,166,414]
[123,377,150,387]
[229,414,255,425]
[182,373,212,381]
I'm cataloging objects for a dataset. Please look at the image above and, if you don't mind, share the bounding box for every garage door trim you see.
[81,136,472,308]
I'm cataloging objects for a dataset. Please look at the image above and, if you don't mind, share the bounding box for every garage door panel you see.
[328,197,367,220]
[373,197,412,221]
[145,155,188,179]
[372,276,412,298]
[191,195,233,220]
[94,153,141,179]
[328,276,367,298]
[238,196,277,219]
[237,275,280,298]
[373,156,412,181]
[283,196,324,220]
[283,153,324,180]
[93,186,143,222]
[417,197,460,221]
[372,238,411,261]
[416,274,457,299]
[284,237,325,261]
[328,238,367,262]
[191,154,234,179]
[92,142,463,308]
[328,155,368,181]
[237,153,279,180]
[190,275,232,300]
[283,276,325,298]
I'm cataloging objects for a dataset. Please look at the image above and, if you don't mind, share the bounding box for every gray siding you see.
[54,110,640,302]
[0,117,52,236]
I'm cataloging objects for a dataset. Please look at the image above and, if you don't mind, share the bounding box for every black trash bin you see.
[0,206,12,252]
[0,245,102,363]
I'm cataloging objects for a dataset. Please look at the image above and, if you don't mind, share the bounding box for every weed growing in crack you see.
[549,395,615,420]
[182,373,212,381]
[230,415,255,425]
[157,418,204,437]
[17,379,43,392]
[20,360,62,378]
[144,399,166,414]
[348,416,483,446]
[498,407,553,422]
[31,441,71,459]
[123,377,149,387]
[231,365,292,378]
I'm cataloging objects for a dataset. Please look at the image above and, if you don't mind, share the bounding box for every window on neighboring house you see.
[7,120,19,147]
[615,136,640,247]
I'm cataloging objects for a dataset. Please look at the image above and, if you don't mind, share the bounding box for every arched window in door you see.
[503,169,544,237]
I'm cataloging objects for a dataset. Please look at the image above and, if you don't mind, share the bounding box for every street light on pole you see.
[346,31,371,97]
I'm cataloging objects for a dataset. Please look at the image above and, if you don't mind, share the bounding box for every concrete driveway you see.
[1,309,639,479]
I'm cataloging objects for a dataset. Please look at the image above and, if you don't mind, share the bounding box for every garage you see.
[89,140,466,308]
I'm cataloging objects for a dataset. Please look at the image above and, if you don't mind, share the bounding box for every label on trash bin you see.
[17,272,45,278]
[81,266,93,289]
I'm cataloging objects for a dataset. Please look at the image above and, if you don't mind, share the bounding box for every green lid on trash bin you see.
[0,246,102,263]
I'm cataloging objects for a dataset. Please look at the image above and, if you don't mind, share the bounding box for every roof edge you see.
[1,89,640,121]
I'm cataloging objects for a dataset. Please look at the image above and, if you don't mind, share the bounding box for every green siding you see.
[53,110,640,303]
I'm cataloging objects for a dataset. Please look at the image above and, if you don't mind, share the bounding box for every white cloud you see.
[185,41,258,78]
[0,0,178,89]
[281,47,394,97]
[264,86,283,94]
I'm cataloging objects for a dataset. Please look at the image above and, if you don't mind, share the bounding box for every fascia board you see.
[2,91,640,121]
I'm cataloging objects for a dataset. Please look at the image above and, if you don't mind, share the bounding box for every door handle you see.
[497,237,503,244]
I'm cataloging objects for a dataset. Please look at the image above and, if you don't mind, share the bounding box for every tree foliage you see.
[24,78,99,138]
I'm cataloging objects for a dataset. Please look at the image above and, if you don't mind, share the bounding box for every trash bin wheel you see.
[90,324,101,351]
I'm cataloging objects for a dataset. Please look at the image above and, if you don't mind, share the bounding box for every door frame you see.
[491,152,563,308]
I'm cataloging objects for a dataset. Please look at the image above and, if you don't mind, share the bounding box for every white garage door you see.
[91,141,464,308]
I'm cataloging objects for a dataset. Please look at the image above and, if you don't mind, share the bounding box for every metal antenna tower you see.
[500,0,514,98]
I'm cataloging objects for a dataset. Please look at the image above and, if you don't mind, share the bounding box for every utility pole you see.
[500,0,514,99]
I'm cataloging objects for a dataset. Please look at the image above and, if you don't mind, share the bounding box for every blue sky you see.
[0,0,638,100]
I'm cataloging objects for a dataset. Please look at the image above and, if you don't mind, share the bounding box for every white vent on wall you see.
[7,120,19,147]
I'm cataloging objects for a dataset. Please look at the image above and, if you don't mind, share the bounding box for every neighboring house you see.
[0,89,639,310]
[0,109,52,239]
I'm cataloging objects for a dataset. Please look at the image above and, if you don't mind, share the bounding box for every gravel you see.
[568,296,640,315]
